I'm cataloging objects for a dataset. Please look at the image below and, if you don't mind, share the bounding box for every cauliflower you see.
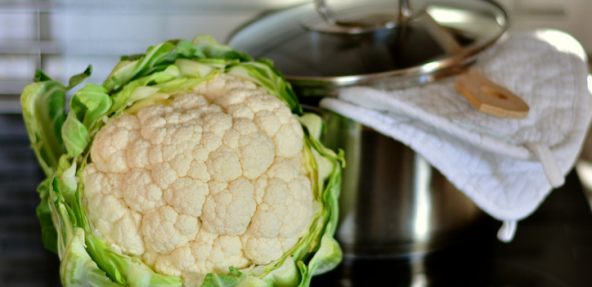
[81,74,313,285]
[21,35,344,287]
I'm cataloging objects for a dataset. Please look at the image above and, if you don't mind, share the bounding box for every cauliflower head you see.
[82,74,313,285]
[21,35,343,287]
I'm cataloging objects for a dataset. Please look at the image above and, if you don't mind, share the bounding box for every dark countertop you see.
[1,113,592,287]
[0,114,61,286]
[314,169,592,287]
[314,168,592,286]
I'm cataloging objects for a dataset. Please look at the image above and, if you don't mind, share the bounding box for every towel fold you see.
[320,30,592,241]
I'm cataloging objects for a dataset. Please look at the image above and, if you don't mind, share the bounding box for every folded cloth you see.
[320,30,592,241]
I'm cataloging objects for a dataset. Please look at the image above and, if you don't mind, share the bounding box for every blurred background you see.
[1,1,592,286]
[0,0,592,113]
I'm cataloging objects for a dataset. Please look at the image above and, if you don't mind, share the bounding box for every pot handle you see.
[399,0,413,22]
[314,0,338,26]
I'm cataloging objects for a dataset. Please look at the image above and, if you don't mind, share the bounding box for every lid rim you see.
[228,0,510,88]
[283,35,506,86]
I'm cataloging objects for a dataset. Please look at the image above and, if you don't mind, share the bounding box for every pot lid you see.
[228,0,508,99]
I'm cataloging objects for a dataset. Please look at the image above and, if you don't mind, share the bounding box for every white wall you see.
[499,0,592,51]
[0,1,294,97]
[0,0,591,112]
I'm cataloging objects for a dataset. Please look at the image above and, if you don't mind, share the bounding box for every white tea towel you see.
[320,30,592,241]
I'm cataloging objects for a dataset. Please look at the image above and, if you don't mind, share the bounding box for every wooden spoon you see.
[454,68,530,119]
[416,10,529,119]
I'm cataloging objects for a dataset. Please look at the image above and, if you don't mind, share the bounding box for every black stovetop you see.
[0,114,61,287]
[1,113,592,287]
[314,169,592,287]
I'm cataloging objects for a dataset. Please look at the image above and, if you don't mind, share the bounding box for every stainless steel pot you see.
[228,0,508,257]
[322,111,484,256]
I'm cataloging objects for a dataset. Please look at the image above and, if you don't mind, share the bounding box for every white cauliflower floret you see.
[82,74,313,286]
[241,236,283,265]
[201,177,257,235]
[141,206,200,254]
[82,165,145,255]
[164,177,209,217]
[122,169,165,213]
[246,159,313,239]
[91,115,140,173]
[205,145,242,182]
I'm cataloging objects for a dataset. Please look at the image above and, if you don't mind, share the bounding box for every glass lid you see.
[228,0,508,97]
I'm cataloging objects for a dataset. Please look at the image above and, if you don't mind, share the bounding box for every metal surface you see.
[311,0,397,34]
[310,0,448,40]
[322,111,483,256]
[399,0,413,22]
[228,0,509,99]
[416,8,463,55]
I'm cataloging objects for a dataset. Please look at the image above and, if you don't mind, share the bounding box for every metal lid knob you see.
[311,0,401,33]
[310,0,462,56]
[309,0,421,34]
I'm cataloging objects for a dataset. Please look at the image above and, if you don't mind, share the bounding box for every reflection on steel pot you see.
[322,111,484,256]
[229,0,508,256]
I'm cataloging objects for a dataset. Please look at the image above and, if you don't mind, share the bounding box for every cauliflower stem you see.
[21,35,344,287]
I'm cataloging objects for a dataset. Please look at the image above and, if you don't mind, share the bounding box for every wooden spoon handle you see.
[454,68,529,119]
